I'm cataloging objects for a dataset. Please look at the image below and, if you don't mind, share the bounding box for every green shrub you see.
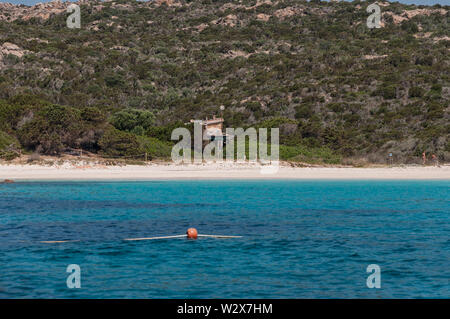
[146,121,189,142]
[110,108,155,133]
[98,126,143,157]
[255,117,298,129]
[374,85,397,100]
[137,136,172,159]
[295,104,314,119]
[80,106,107,125]
[279,144,341,164]
[105,74,125,88]
[415,56,433,66]
[0,131,21,160]
[0,100,25,132]
[430,84,442,94]
[17,104,83,155]
[426,102,444,120]
[327,103,345,113]
[401,21,419,33]
[409,86,425,98]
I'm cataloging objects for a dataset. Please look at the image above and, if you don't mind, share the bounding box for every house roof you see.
[204,118,224,125]
[190,117,224,126]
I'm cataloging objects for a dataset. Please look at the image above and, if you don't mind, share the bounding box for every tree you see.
[98,126,143,157]
[110,108,155,134]
[17,104,83,155]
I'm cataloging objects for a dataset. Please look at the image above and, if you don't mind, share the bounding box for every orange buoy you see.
[186,228,198,239]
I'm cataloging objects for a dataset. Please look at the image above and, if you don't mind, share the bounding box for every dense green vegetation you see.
[0,0,448,163]
[0,130,20,160]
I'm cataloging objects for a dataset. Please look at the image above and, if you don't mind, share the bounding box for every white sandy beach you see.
[0,162,449,181]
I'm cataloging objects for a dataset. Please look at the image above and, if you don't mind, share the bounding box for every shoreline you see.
[1,163,449,181]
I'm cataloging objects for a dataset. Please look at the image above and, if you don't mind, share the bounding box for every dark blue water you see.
[0,180,448,298]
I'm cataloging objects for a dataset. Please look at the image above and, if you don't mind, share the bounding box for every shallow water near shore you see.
[0,180,448,298]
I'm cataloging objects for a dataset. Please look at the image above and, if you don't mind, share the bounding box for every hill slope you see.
[0,0,449,163]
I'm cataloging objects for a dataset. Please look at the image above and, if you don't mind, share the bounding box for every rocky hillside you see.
[0,0,448,163]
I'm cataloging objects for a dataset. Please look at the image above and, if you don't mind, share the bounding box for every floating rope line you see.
[124,234,242,241]
[40,228,242,243]
[197,234,242,239]
[124,235,187,241]
[40,240,80,244]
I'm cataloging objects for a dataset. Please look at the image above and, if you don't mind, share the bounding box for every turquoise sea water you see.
[0,180,448,298]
